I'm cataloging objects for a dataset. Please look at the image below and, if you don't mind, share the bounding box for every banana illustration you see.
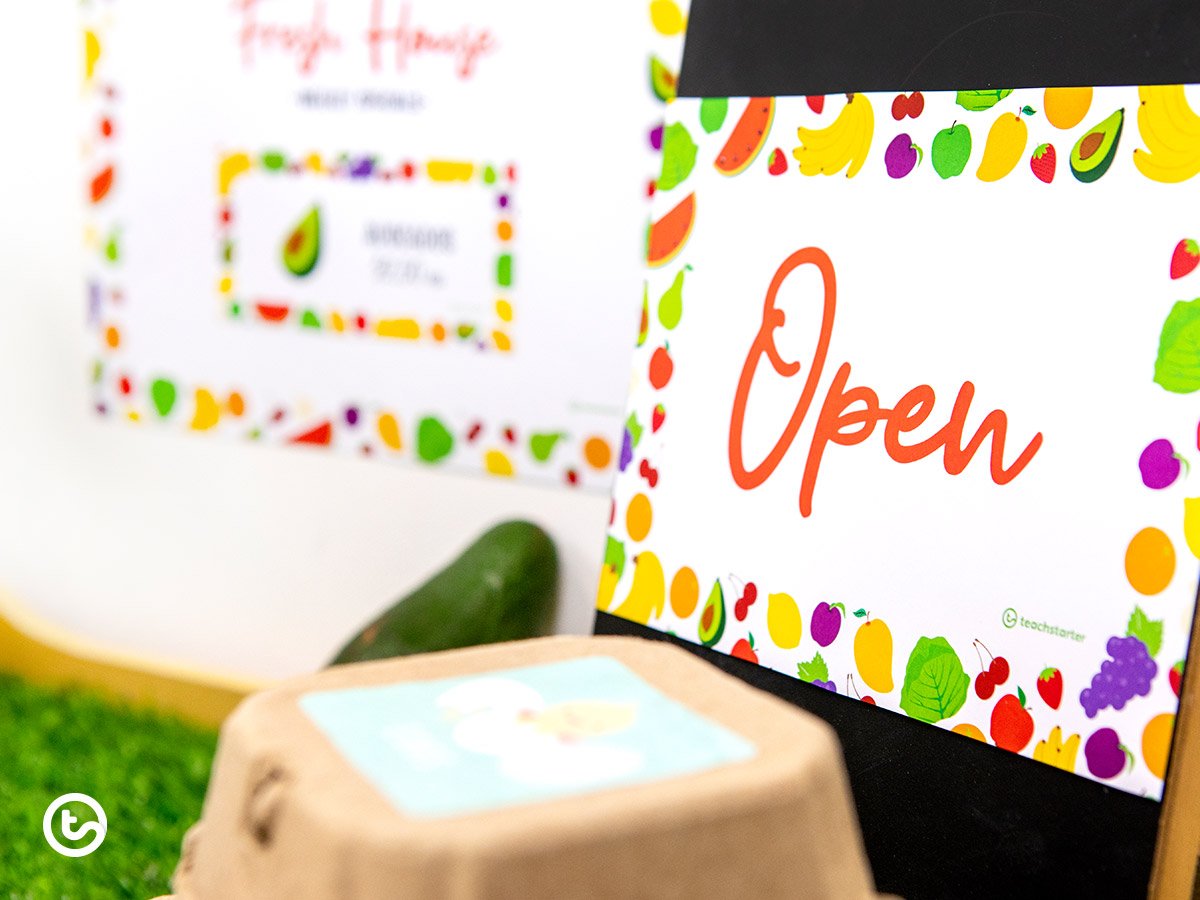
[1134,85,1200,183]
[793,93,874,177]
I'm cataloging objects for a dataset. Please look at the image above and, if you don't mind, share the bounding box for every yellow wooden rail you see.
[0,590,265,728]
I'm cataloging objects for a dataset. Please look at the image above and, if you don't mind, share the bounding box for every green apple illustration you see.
[931,122,972,179]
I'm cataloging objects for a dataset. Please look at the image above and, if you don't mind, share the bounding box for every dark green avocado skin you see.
[329,521,559,665]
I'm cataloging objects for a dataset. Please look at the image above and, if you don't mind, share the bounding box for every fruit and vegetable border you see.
[217,151,517,353]
[80,2,614,490]
[602,77,1197,796]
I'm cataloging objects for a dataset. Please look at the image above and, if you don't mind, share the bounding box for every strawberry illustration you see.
[806,95,825,114]
[1170,660,1184,698]
[1037,667,1063,710]
[1030,144,1055,183]
[767,148,787,176]
[1170,239,1200,279]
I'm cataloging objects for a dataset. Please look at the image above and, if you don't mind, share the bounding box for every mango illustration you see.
[976,110,1030,182]
[612,551,665,624]
[854,617,894,693]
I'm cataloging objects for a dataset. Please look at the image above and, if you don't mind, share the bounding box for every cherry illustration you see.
[973,640,1009,699]
[731,577,758,621]
[848,674,876,705]
[975,639,1009,683]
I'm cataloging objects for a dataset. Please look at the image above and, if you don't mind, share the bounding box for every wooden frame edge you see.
[0,588,267,728]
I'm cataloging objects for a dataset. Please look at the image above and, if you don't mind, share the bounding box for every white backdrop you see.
[0,4,610,680]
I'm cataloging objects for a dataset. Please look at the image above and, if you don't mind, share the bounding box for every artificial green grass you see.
[0,674,217,899]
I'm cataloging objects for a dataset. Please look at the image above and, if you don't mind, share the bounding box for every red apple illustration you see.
[1037,667,1063,709]
[990,688,1034,752]
[1170,660,1184,698]
[649,345,673,389]
[731,635,758,664]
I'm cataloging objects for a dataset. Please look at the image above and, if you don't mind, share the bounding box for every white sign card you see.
[602,84,1200,797]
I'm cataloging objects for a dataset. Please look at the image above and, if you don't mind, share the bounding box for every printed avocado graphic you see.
[649,56,677,103]
[697,579,726,647]
[1069,109,1123,183]
[282,205,321,277]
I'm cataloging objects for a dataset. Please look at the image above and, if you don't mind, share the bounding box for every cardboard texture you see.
[171,636,877,899]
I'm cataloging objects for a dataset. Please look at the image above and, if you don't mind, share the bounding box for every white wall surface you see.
[0,5,611,680]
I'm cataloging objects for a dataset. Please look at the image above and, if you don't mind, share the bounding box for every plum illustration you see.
[811,601,844,647]
[1139,438,1185,489]
[1085,727,1131,779]
[885,134,922,178]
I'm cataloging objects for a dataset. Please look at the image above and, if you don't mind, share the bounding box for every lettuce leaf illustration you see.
[797,652,829,684]
[658,122,697,192]
[955,89,1013,112]
[1154,298,1200,393]
[1127,606,1163,658]
[899,636,969,724]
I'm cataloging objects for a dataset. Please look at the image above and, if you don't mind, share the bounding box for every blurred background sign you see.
[82,0,651,491]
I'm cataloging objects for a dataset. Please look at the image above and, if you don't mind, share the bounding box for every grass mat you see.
[0,674,217,898]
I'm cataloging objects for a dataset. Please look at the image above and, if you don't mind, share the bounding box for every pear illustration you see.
[657,265,691,330]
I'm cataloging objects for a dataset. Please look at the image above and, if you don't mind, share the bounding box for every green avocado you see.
[1070,109,1123,183]
[282,205,321,277]
[697,579,726,647]
[329,521,558,665]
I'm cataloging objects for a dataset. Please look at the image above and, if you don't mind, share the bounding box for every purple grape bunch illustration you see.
[1079,607,1162,718]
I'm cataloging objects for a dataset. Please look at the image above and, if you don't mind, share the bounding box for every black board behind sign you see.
[596,611,1157,899]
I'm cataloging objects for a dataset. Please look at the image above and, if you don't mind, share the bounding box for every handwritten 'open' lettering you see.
[728,247,1043,517]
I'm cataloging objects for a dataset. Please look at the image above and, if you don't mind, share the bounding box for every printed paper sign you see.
[81,0,654,488]
[602,86,1200,797]
[300,657,756,817]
